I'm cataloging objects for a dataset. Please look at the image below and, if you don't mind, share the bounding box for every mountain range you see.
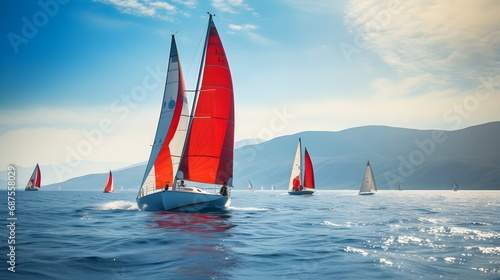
[5,121,500,191]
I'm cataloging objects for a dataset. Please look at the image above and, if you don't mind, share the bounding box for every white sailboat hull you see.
[137,188,230,212]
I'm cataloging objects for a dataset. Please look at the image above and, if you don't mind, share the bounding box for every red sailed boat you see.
[288,138,316,195]
[103,170,114,193]
[25,164,41,191]
[137,14,234,212]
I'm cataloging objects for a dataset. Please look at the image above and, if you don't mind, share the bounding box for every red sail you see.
[180,16,234,184]
[34,164,41,188]
[303,148,315,189]
[104,171,113,192]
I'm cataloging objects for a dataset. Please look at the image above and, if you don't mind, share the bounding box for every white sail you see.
[359,161,377,195]
[248,180,253,191]
[139,35,189,196]
[288,138,302,192]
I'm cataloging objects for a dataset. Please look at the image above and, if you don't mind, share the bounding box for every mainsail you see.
[139,35,189,196]
[359,161,377,195]
[178,15,234,186]
[303,148,315,189]
[25,164,41,191]
[103,170,114,193]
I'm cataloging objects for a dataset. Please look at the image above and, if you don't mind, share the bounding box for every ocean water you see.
[1,190,499,279]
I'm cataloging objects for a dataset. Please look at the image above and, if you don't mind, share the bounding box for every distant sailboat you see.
[288,138,315,195]
[261,185,264,191]
[248,180,254,191]
[25,164,41,191]
[103,170,114,193]
[271,184,276,191]
[136,14,234,212]
[453,181,459,191]
[397,184,403,191]
[358,161,377,195]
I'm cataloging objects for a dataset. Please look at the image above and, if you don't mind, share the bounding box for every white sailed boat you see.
[271,184,276,191]
[103,170,114,193]
[397,184,403,191]
[137,14,234,212]
[453,181,459,191]
[25,164,41,191]
[358,161,377,195]
[248,180,254,191]
[288,138,315,195]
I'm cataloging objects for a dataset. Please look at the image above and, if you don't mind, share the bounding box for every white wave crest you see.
[96,200,138,211]
[344,246,368,256]
[229,206,270,211]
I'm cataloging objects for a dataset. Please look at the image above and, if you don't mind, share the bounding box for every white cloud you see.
[211,0,251,14]
[150,1,176,11]
[228,23,256,31]
[97,0,193,20]
[343,0,500,93]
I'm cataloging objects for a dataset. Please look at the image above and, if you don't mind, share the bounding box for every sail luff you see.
[288,138,302,191]
[303,148,315,189]
[178,15,235,185]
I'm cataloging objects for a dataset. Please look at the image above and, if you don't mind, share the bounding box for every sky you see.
[1,0,499,183]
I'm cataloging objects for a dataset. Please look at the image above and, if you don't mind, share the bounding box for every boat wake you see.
[95,200,138,211]
[229,206,271,211]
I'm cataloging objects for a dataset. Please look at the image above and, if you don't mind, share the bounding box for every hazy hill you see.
[28,121,500,191]
[234,122,500,190]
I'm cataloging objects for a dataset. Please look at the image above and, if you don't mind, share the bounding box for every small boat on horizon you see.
[103,170,114,193]
[453,181,459,191]
[248,180,254,191]
[397,184,403,191]
[25,164,41,191]
[358,161,377,195]
[288,138,315,195]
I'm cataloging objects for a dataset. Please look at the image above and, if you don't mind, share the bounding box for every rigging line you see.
[185,23,207,90]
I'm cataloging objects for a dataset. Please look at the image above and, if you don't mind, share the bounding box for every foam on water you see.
[95,200,139,211]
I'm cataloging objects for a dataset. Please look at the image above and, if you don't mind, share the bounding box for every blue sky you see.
[1,0,499,183]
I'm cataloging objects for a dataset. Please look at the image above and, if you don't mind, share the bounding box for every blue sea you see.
[1,190,499,279]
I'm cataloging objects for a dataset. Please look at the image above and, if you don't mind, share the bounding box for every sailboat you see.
[358,161,377,195]
[103,170,114,193]
[397,184,403,191]
[248,180,254,191]
[136,14,234,212]
[271,184,276,191]
[25,164,41,191]
[288,138,315,195]
[453,181,458,191]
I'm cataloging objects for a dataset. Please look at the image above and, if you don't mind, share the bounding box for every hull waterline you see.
[288,190,314,195]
